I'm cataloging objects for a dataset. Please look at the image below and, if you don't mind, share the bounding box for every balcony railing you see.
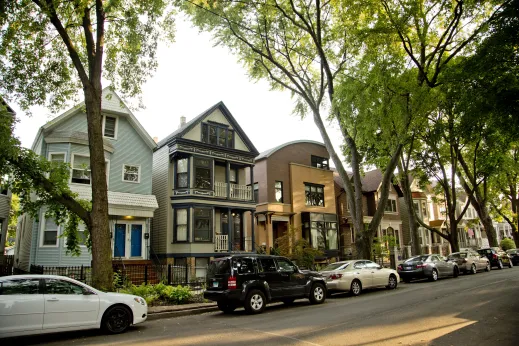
[215,234,228,252]
[214,182,252,200]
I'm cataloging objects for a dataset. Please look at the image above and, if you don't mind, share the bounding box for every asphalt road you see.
[9,267,519,346]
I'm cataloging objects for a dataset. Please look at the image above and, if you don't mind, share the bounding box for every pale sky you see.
[11,16,344,163]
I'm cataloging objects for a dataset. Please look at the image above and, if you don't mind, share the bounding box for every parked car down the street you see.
[204,254,327,314]
[319,260,399,296]
[397,254,459,283]
[0,275,148,338]
[477,248,513,269]
[506,249,519,266]
[447,250,490,274]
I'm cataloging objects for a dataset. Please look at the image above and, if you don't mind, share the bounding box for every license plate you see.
[405,267,411,270]
[213,281,219,288]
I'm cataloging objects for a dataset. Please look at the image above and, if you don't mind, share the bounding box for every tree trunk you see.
[511,189,519,248]
[398,162,420,256]
[447,217,460,253]
[83,85,113,291]
[478,205,498,247]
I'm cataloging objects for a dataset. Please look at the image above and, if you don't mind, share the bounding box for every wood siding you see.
[152,146,169,254]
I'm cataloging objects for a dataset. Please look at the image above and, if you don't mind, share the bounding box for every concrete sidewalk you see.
[147,302,218,320]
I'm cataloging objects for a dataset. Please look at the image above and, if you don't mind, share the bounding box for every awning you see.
[69,185,158,218]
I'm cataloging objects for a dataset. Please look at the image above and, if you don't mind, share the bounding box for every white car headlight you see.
[134,297,146,305]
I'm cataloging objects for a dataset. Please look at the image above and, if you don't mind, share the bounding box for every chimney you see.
[179,116,186,129]
[153,136,158,143]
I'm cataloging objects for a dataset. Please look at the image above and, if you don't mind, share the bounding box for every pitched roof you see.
[31,87,157,151]
[156,101,258,155]
[255,140,326,161]
[361,169,383,192]
[0,96,16,115]
[70,185,158,209]
[430,219,445,228]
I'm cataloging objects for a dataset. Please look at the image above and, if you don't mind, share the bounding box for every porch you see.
[214,182,252,200]
[213,208,255,253]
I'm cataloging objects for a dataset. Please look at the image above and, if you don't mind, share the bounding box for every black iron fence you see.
[0,255,14,276]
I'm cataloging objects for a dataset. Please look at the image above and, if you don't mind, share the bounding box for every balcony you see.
[214,182,252,200]
[215,234,228,252]
[214,234,254,252]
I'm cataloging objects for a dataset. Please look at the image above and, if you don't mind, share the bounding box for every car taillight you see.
[329,274,343,280]
[493,254,498,260]
[397,265,403,270]
[228,276,237,290]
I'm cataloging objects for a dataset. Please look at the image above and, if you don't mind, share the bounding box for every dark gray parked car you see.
[397,254,459,283]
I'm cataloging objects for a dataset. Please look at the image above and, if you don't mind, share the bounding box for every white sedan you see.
[320,260,399,296]
[0,275,147,338]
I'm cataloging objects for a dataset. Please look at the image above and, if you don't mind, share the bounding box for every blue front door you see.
[114,224,126,257]
[130,225,143,257]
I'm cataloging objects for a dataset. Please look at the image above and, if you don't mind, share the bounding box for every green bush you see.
[500,238,516,251]
[119,283,193,306]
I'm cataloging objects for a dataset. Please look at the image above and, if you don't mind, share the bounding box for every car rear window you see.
[207,259,231,277]
[321,262,350,271]
[0,278,40,295]
[448,253,467,259]
[405,255,429,263]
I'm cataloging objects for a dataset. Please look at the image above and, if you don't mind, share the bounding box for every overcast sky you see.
[11,15,344,163]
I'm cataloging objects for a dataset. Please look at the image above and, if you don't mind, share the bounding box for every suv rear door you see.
[207,258,231,290]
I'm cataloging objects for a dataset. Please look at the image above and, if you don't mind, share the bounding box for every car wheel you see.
[244,289,266,314]
[217,300,237,313]
[102,305,132,334]
[453,266,459,278]
[498,260,503,270]
[429,269,438,282]
[350,279,362,296]
[282,298,295,305]
[470,264,477,275]
[309,283,326,304]
[485,263,491,272]
[509,261,513,269]
[386,274,398,290]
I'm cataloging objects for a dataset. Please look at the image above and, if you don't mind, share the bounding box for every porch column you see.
[251,210,255,252]
[249,164,254,202]
[228,208,233,252]
[226,161,231,200]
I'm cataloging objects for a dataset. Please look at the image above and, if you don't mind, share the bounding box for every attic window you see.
[201,123,234,148]
[311,155,329,170]
[103,116,117,139]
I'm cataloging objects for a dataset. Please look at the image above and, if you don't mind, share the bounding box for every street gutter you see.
[147,303,219,321]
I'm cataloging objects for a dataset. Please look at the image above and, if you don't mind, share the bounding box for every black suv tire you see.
[217,300,237,313]
[309,282,326,304]
[244,289,266,314]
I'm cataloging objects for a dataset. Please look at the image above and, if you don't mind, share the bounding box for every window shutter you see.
[104,116,116,138]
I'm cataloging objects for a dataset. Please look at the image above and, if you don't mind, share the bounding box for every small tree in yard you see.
[500,238,516,251]
[274,226,322,270]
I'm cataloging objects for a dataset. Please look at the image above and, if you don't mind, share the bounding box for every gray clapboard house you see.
[152,102,259,276]
[0,98,14,260]
[14,88,158,270]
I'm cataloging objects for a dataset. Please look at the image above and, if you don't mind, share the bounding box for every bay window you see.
[194,157,212,190]
[194,208,212,242]
[174,209,188,242]
[176,158,189,188]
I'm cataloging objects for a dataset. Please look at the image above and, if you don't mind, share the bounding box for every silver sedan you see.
[319,260,399,296]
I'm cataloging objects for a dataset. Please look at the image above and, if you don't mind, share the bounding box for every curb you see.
[147,305,219,321]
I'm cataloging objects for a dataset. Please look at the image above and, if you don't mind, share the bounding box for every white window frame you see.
[48,152,67,163]
[384,198,398,214]
[39,214,60,248]
[102,114,119,140]
[65,221,88,248]
[122,164,141,184]
[70,153,110,187]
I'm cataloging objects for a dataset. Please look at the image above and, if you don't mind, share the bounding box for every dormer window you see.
[311,155,329,170]
[103,115,118,139]
[201,122,234,148]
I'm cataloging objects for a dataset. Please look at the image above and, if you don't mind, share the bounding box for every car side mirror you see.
[83,288,95,295]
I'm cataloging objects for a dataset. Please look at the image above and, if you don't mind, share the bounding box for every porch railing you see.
[230,183,252,200]
[215,234,228,252]
[214,182,252,200]
[214,182,227,198]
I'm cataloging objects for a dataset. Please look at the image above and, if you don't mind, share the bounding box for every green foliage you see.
[5,194,19,247]
[274,226,323,269]
[119,283,193,306]
[500,238,516,251]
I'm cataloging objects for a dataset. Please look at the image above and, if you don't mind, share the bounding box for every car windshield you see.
[207,258,231,277]
[405,255,429,263]
[320,262,350,271]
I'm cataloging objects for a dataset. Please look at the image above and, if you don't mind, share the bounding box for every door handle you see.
[280,273,289,277]
[46,297,59,302]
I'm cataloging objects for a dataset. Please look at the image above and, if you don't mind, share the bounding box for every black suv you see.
[477,248,512,269]
[204,254,327,314]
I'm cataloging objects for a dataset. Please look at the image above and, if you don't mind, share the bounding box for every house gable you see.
[157,102,258,155]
